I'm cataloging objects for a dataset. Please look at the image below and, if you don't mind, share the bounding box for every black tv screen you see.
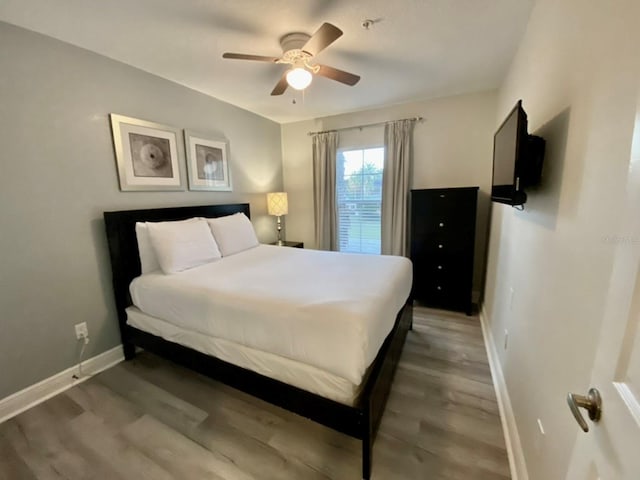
[491,100,528,205]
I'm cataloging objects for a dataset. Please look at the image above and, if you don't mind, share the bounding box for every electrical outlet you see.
[504,329,509,350]
[75,322,88,339]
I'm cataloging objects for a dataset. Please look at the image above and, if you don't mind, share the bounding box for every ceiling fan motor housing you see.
[280,32,310,53]
[278,33,317,71]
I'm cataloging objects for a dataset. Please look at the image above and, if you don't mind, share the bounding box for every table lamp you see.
[267,192,288,245]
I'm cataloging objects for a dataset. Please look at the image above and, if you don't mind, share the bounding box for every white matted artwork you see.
[185,131,232,191]
[110,114,185,191]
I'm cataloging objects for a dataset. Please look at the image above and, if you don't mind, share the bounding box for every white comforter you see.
[130,245,412,384]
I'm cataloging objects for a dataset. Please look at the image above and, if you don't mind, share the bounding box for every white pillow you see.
[135,222,160,274]
[146,219,221,274]
[135,218,200,273]
[207,213,259,257]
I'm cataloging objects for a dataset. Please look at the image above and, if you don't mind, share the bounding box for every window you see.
[336,147,384,254]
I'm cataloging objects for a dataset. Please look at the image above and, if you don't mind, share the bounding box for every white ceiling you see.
[0,0,534,123]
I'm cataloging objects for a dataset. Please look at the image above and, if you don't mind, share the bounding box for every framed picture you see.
[184,131,232,191]
[110,114,185,191]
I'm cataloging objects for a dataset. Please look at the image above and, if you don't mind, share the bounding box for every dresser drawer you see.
[413,277,471,311]
[420,256,472,278]
[418,235,473,256]
[412,209,475,236]
[411,189,477,221]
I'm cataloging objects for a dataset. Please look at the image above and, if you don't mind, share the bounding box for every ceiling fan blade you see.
[316,65,360,86]
[271,72,289,96]
[302,23,343,57]
[222,53,280,62]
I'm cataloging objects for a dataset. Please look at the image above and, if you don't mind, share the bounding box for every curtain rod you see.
[307,116,423,136]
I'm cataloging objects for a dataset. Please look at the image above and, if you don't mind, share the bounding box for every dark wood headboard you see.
[103,203,251,339]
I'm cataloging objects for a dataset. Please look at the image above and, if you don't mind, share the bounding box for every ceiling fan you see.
[222,22,360,96]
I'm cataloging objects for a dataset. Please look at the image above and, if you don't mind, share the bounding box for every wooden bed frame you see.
[103,203,412,480]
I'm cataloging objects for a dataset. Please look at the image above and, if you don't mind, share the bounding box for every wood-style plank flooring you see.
[0,306,510,479]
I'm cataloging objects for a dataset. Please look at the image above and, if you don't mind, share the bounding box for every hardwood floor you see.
[0,307,510,479]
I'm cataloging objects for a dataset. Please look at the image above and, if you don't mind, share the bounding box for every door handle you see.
[566,388,602,432]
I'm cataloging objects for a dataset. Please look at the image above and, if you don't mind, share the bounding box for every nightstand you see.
[269,241,304,248]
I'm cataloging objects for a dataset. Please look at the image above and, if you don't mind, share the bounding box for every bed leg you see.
[123,341,136,360]
[362,434,372,480]
[362,401,373,480]
[408,309,414,331]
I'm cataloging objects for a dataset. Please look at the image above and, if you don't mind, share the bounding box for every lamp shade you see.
[267,192,288,216]
[286,67,312,90]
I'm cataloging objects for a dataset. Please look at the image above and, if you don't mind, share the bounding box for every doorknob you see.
[566,388,602,432]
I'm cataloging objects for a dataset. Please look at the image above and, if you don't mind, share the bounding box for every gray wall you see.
[0,22,283,399]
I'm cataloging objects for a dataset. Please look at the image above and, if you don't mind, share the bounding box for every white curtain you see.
[381,119,415,256]
[312,131,339,250]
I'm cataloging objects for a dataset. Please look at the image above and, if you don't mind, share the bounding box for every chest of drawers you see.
[410,187,478,314]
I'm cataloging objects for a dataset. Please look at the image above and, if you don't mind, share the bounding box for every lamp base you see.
[276,215,285,245]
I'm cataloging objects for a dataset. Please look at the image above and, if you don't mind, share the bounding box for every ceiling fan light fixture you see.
[286,67,312,90]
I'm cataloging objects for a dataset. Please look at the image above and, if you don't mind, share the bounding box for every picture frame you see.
[184,131,232,192]
[109,114,185,191]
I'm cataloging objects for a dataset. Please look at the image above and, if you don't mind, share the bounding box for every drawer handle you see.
[438,244,443,249]
[439,222,444,227]
[437,286,442,290]
[437,265,443,270]
[439,194,446,198]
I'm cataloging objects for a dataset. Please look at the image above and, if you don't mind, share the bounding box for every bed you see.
[103,203,413,479]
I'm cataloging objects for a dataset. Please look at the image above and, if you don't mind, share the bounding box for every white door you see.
[565,93,640,479]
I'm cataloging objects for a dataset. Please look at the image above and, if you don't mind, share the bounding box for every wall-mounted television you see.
[491,100,545,206]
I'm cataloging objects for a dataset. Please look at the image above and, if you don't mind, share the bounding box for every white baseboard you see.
[479,306,529,480]
[0,345,124,424]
